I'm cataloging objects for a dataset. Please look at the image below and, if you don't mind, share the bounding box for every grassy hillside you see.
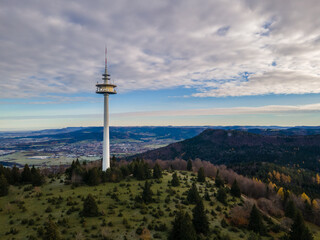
[1,170,319,240]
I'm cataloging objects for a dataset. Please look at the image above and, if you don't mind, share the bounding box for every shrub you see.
[171,172,180,187]
[0,174,9,196]
[82,194,99,217]
[197,167,205,182]
[216,187,227,204]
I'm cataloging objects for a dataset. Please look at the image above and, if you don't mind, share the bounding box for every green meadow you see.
[0,171,319,240]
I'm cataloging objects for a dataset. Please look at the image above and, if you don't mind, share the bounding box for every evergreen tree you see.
[11,165,20,185]
[197,167,205,182]
[21,164,32,183]
[171,172,180,187]
[192,198,209,235]
[0,174,9,196]
[85,167,101,186]
[133,162,144,180]
[230,180,241,197]
[103,167,123,183]
[289,211,313,240]
[187,159,193,171]
[215,171,224,188]
[65,160,75,180]
[216,187,227,204]
[120,165,130,177]
[169,210,196,240]
[82,194,99,217]
[285,200,297,219]
[43,219,60,240]
[0,164,5,176]
[143,163,152,179]
[248,205,265,235]
[153,163,162,179]
[284,188,290,204]
[65,159,82,180]
[187,182,200,204]
[204,190,210,201]
[31,166,44,186]
[133,160,151,180]
[142,180,153,204]
[75,158,81,166]
[304,200,313,219]
[111,155,117,168]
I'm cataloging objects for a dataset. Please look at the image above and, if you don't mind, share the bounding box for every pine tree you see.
[187,159,193,171]
[21,164,32,183]
[304,200,313,219]
[248,205,265,235]
[142,180,153,204]
[215,171,224,188]
[65,159,83,181]
[192,198,209,235]
[153,163,162,179]
[133,163,144,180]
[187,182,200,204]
[289,211,313,240]
[0,174,9,196]
[43,219,60,240]
[133,160,151,180]
[75,158,81,167]
[82,194,99,217]
[111,155,117,168]
[169,210,197,240]
[171,172,180,187]
[285,200,297,219]
[231,180,241,197]
[197,167,205,182]
[216,187,227,204]
[143,163,152,179]
[31,166,44,186]
[11,165,20,185]
[86,167,101,186]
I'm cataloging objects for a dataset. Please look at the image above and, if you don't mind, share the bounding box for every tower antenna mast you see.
[96,48,117,171]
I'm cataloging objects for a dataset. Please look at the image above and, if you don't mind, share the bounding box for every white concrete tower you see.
[96,48,117,171]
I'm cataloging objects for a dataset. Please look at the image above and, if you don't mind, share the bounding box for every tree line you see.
[0,164,45,196]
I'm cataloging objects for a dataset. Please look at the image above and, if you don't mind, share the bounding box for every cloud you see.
[112,103,320,118]
[0,0,319,99]
[0,96,99,105]
[1,103,319,120]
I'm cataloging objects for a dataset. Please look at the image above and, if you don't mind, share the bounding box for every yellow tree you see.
[316,174,320,184]
[312,199,319,210]
[273,171,281,182]
[268,182,276,191]
[277,187,285,200]
[301,192,311,204]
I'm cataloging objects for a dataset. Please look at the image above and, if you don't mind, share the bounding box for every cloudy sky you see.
[0,0,320,130]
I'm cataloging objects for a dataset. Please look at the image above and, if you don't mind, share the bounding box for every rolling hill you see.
[134,129,320,171]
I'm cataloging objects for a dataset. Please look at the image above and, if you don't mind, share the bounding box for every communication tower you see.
[96,48,117,171]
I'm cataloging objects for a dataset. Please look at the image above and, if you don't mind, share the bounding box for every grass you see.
[0,151,100,167]
[0,171,319,240]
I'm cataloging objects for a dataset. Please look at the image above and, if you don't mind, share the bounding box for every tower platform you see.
[96,83,117,94]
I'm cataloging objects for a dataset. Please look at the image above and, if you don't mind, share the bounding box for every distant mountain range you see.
[133,128,320,172]
[2,125,320,140]
[2,126,320,169]
[0,126,207,142]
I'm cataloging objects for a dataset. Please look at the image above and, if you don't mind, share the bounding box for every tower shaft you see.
[96,48,116,171]
[103,93,110,171]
